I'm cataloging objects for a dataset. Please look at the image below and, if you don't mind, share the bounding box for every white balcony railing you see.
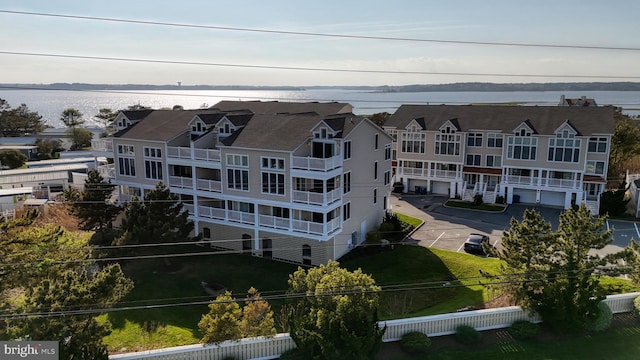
[168,175,193,189]
[166,146,192,159]
[196,178,222,192]
[292,155,342,172]
[504,175,579,189]
[97,164,115,179]
[432,169,459,179]
[258,214,290,230]
[228,209,255,225]
[398,167,458,179]
[91,138,113,152]
[198,205,225,220]
[194,148,221,162]
[292,188,341,205]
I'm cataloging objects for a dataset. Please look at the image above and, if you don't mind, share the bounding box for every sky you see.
[1,0,640,86]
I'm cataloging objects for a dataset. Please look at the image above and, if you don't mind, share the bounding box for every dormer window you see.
[519,129,531,137]
[441,126,456,134]
[548,127,580,163]
[313,127,333,139]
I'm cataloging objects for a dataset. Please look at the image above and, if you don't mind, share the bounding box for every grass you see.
[387,326,640,359]
[396,212,423,228]
[444,200,506,212]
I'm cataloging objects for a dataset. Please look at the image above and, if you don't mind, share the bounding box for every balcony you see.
[398,167,459,180]
[196,178,222,193]
[292,188,341,206]
[292,155,342,172]
[227,209,255,225]
[504,175,579,189]
[197,205,225,220]
[166,146,192,159]
[91,138,114,155]
[168,175,193,189]
[97,164,115,179]
[292,217,340,236]
[258,214,290,230]
[194,148,221,162]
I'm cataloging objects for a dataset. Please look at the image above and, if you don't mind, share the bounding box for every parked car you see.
[463,233,492,255]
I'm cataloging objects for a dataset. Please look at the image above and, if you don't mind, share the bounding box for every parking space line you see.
[606,219,610,231]
[457,242,465,253]
[635,223,640,240]
[429,232,446,248]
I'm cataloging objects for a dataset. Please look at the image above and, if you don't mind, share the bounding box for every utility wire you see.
[1,10,639,52]
[1,51,639,80]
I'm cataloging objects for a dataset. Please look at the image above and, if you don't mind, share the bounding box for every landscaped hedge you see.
[455,325,482,345]
[588,301,613,332]
[400,331,431,354]
[509,320,539,340]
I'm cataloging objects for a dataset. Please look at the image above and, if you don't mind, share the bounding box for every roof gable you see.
[512,120,536,135]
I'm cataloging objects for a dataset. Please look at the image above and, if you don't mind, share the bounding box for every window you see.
[145,160,163,180]
[302,245,312,265]
[227,154,249,191]
[262,172,285,195]
[401,128,425,153]
[118,157,136,177]
[261,157,285,170]
[548,133,581,163]
[227,169,249,191]
[117,144,135,155]
[242,234,252,254]
[435,133,461,156]
[465,154,481,166]
[507,136,537,160]
[343,172,351,194]
[143,147,162,158]
[343,140,352,160]
[374,161,378,180]
[487,133,503,148]
[486,155,502,167]
[586,161,605,175]
[203,227,211,239]
[375,133,379,150]
[262,239,272,259]
[467,132,483,147]
[343,202,351,221]
[373,188,377,204]
[384,144,391,160]
[384,170,391,185]
[588,137,608,153]
[387,129,398,141]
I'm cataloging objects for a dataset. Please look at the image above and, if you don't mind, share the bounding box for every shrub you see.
[634,295,640,319]
[508,320,539,340]
[400,331,431,354]
[455,325,482,345]
[366,230,382,244]
[278,348,307,360]
[588,302,613,332]
[473,194,483,206]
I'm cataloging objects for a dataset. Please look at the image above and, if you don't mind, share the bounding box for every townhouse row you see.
[92,101,615,265]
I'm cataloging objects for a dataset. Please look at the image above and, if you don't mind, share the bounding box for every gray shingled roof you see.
[211,100,353,116]
[118,110,221,141]
[386,105,614,135]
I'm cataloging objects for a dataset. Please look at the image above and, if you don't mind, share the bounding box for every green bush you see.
[366,230,382,244]
[588,302,613,332]
[400,331,431,354]
[278,348,307,360]
[634,296,640,320]
[455,325,482,345]
[508,320,539,340]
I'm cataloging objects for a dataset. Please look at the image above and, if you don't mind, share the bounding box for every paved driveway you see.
[391,194,636,256]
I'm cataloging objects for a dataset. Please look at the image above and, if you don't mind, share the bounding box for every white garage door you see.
[432,181,450,196]
[541,191,565,207]
[513,189,536,204]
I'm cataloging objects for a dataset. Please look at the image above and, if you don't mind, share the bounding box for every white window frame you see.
[467,132,483,147]
[486,155,502,168]
[487,133,503,148]
[588,137,608,153]
[343,171,351,194]
[343,202,351,222]
[343,140,352,160]
[507,136,537,160]
[586,160,605,175]
[465,154,481,166]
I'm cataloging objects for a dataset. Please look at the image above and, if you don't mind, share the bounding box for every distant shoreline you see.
[3,82,640,92]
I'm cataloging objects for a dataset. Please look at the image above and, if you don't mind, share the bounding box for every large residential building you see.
[384,105,614,213]
[92,101,392,266]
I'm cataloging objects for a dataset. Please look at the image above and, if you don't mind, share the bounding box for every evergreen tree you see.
[599,181,630,217]
[60,108,86,149]
[240,287,277,338]
[69,169,120,242]
[0,99,45,137]
[286,260,385,359]
[198,291,242,344]
[490,205,624,332]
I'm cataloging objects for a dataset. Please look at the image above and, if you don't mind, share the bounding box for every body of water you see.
[0,88,638,128]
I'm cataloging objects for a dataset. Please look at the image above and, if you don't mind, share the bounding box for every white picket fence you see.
[109,292,640,360]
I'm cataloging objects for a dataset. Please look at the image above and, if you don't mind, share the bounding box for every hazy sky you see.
[2,0,639,86]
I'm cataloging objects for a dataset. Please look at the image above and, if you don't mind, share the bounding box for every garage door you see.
[432,181,450,196]
[513,189,536,204]
[540,191,565,207]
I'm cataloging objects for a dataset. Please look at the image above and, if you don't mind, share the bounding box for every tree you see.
[609,109,640,178]
[61,108,86,149]
[95,108,118,134]
[34,138,62,159]
[241,287,276,338]
[198,291,242,344]
[69,169,120,242]
[599,181,630,217]
[286,260,385,359]
[0,99,45,137]
[0,211,133,359]
[368,112,390,127]
[115,182,196,257]
[0,150,27,169]
[65,127,93,149]
[490,205,624,332]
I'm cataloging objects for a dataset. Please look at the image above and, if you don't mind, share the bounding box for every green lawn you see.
[386,326,640,359]
[102,243,636,352]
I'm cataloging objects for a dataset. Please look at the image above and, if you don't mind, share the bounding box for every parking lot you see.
[391,194,639,257]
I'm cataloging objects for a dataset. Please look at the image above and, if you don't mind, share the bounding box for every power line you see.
[1,10,639,52]
[2,51,640,80]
